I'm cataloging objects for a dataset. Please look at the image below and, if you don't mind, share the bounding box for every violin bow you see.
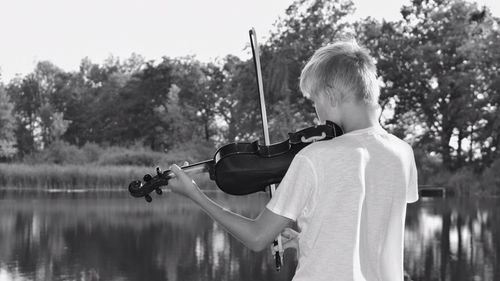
[249,27,284,271]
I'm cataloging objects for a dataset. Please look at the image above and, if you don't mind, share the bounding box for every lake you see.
[0,190,498,281]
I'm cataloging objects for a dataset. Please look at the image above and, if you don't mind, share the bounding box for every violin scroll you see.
[128,167,171,202]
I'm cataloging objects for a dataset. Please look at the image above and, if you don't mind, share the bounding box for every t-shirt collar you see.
[344,125,386,135]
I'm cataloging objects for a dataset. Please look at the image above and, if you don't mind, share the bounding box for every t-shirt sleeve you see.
[406,150,419,203]
[266,154,317,221]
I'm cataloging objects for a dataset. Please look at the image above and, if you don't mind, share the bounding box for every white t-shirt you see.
[266,125,418,281]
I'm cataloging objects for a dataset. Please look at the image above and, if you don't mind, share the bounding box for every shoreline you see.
[1,163,498,198]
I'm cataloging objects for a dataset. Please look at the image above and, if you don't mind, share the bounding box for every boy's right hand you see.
[281,228,299,250]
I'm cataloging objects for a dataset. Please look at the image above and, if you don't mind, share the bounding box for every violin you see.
[128,121,343,202]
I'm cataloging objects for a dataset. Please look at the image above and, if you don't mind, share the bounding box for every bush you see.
[446,167,480,196]
[479,157,500,196]
[24,141,88,165]
[98,150,165,166]
[81,142,103,163]
[161,140,215,166]
[413,148,443,185]
[426,168,453,187]
[19,140,217,168]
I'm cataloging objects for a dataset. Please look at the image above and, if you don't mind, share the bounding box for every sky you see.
[0,0,499,83]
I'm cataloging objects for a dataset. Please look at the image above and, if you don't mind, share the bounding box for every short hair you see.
[299,40,380,106]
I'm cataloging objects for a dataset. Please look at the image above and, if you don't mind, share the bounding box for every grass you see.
[0,163,216,190]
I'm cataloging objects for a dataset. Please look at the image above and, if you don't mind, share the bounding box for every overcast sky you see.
[0,0,498,83]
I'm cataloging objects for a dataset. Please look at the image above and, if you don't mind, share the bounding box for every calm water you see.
[0,191,499,281]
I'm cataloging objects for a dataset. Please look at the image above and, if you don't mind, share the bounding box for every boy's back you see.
[266,125,419,281]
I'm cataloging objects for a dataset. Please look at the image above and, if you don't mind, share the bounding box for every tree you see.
[56,56,141,146]
[102,59,174,150]
[7,75,40,154]
[33,61,66,146]
[6,61,70,152]
[215,55,263,142]
[169,57,218,142]
[261,0,356,139]
[0,84,17,159]
[357,0,500,171]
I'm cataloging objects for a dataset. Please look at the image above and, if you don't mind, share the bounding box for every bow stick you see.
[249,28,284,271]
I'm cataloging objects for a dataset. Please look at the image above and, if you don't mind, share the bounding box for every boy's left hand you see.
[167,162,200,199]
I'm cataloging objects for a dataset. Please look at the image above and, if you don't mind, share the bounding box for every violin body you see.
[128,121,343,201]
[214,121,342,194]
[213,139,303,195]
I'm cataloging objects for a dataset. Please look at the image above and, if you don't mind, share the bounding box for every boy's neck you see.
[338,102,381,133]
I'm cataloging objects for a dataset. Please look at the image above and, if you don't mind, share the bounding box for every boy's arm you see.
[168,164,292,251]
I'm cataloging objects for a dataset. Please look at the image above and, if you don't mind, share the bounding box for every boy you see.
[168,40,419,281]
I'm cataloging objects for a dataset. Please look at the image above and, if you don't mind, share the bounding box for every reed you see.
[0,163,215,190]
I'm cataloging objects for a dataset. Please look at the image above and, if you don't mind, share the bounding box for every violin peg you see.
[128,180,143,194]
[155,188,162,195]
[143,174,152,182]
[156,167,162,177]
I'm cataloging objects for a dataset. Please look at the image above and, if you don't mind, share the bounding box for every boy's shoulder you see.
[297,130,414,159]
[297,134,364,159]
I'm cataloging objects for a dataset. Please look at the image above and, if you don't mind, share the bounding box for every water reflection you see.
[0,192,498,281]
[405,198,500,281]
[0,192,296,281]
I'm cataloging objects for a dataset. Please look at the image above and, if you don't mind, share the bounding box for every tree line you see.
[1,0,499,187]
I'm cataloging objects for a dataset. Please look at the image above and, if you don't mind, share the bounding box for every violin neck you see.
[167,159,213,178]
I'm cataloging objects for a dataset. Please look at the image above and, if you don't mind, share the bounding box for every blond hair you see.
[300,40,380,106]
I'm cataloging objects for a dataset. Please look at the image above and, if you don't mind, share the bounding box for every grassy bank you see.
[0,163,150,189]
[1,162,499,197]
[2,141,499,196]
[0,141,218,190]
[0,163,215,190]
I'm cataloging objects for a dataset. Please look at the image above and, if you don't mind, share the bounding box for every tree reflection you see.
[405,198,500,281]
[0,193,296,281]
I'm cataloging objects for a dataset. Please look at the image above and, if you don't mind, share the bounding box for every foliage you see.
[412,147,443,184]
[21,140,216,168]
[479,157,500,196]
[6,62,72,154]
[0,84,17,158]
[261,0,356,139]
[447,168,480,196]
[2,0,500,196]
[358,0,500,171]
[24,140,87,165]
